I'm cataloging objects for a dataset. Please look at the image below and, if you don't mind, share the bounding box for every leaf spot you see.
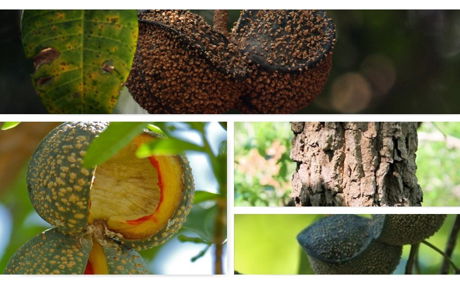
[35,76,53,86]
[33,47,60,71]
[101,60,115,74]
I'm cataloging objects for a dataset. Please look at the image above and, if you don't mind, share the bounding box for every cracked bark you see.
[290,122,422,206]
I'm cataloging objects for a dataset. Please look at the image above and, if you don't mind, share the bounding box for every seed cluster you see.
[127,10,336,114]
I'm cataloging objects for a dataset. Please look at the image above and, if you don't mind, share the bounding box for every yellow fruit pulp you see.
[85,239,108,274]
[88,133,184,239]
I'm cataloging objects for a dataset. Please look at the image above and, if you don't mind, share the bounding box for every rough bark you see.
[290,122,422,206]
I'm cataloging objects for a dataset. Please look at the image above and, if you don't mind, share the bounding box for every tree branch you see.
[213,197,226,274]
[405,243,419,274]
[422,240,459,273]
[441,215,460,274]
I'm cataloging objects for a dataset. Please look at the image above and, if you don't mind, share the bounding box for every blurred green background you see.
[234,214,460,274]
[234,122,460,206]
[0,122,227,274]
[1,10,460,113]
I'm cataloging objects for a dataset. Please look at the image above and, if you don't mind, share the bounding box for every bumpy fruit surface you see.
[127,10,336,114]
[5,228,148,274]
[126,10,248,114]
[297,215,402,274]
[7,122,195,274]
[232,10,335,114]
[372,214,447,246]
[27,122,194,250]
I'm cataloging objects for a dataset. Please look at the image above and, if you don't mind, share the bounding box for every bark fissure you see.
[290,122,422,206]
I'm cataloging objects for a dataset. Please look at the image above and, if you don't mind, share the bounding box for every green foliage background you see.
[0,122,227,274]
[234,122,294,206]
[416,123,460,206]
[235,122,460,207]
[235,214,460,274]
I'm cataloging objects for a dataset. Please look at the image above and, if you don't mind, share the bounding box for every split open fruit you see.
[5,122,194,274]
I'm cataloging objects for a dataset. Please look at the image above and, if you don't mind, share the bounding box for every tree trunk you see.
[290,122,422,206]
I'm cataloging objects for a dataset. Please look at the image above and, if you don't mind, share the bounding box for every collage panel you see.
[0,6,459,281]
[235,122,460,207]
[0,121,227,274]
[234,214,460,274]
[1,10,460,114]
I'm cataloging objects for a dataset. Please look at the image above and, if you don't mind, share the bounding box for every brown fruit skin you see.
[238,55,333,114]
[232,10,336,114]
[373,214,447,246]
[127,10,248,114]
[308,241,402,274]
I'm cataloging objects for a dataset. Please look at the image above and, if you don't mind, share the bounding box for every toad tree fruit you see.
[372,214,447,246]
[297,215,402,274]
[5,122,194,274]
[5,228,148,274]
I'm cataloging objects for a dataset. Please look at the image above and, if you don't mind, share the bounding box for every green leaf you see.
[136,137,205,158]
[146,123,165,136]
[218,122,227,130]
[188,122,206,132]
[183,205,218,243]
[1,122,21,130]
[177,235,211,244]
[21,10,138,113]
[83,122,149,168]
[191,244,211,262]
[194,190,221,204]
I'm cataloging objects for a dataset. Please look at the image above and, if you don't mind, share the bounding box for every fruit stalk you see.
[213,10,229,36]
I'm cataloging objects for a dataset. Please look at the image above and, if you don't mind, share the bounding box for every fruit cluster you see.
[5,122,194,274]
[297,214,446,274]
[127,10,336,114]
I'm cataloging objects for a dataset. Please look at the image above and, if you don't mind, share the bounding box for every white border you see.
[233,207,460,214]
[2,114,460,122]
[1,6,460,281]
[227,121,235,276]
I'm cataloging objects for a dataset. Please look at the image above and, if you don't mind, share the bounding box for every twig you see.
[405,243,420,274]
[441,215,460,274]
[199,129,227,274]
[421,240,459,273]
[213,10,229,36]
[213,197,226,274]
[415,251,421,274]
